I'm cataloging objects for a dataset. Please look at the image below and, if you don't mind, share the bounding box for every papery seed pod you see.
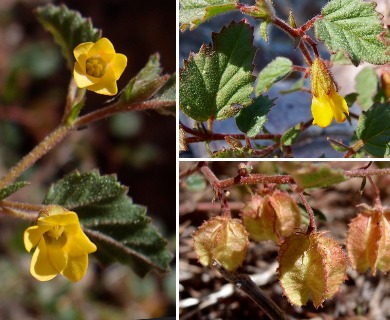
[241,191,301,243]
[381,70,390,100]
[241,194,277,242]
[347,205,390,275]
[278,232,347,308]
[193,216,248,272]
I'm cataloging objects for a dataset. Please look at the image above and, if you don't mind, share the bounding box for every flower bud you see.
[240,0,275,21]
[193,216,248,272]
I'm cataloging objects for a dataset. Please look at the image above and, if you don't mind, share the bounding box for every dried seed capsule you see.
[278,231,347,308]
[193,216,248,272]
[347,205,390,275]
[241,191,301,243]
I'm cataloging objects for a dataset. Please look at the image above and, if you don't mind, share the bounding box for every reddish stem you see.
[300,15,321,32]
[298,192,317,233]
[181,123,281,142]
[179,161,207,180]
[198,166,390,191]
[367,175,382,210]
[292,65,308,72]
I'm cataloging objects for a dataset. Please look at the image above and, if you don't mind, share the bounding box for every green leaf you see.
[344,92,358,107]
[235,95,274,137]
[0,182,29,201]
[151,73,176,117]
[281,123,302,147]
[152,73,176,102]
[179,0,237,31]
[355,67,378,111]
[331,51,352,65]
[356,102,390,157]
[259,21,269,43]
[185,174,207,192]
[180,21,256,121]
[314,0,390,66]
[43,170,171,277]
[36,4,101,69]
[255,57,293,95]
[281,162,347,189]
[120,53,171,105]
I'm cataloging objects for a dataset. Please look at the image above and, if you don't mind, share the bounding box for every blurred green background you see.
[0,0,176,318]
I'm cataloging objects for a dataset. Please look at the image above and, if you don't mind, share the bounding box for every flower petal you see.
[329,91,348,123]
[67,229,97,256]
[88,37,115,57]
[311,95,334,128]
[87,68,118,95]
[110,53,127,80]
[74,42,94,61]
[61,255,88,282]
[24,225,51,252]
[30,239,58,281]
[74,62,97,88]
[39,211,79,227]
[46,238,68,273]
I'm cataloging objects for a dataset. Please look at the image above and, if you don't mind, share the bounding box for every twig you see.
[75,100,175,128]
[179,161,207,180]
[198,165,390,191]
[367,176,382,210]
[212,260,288,320]
[0,125,73,189]
[298,192,317,233]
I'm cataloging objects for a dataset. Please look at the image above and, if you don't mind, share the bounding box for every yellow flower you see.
[24,205,97,282]
[310,58,349,128]
[73,37,127,95]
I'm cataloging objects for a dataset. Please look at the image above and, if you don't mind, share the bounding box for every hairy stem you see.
[367,175,382,209]
[179,161,207,180]
[181,123,281,142]
[198,164,390,191]
[0,201,41,220]
[75,100,175,128]
[0,125,73,189]
[298,192,317,233]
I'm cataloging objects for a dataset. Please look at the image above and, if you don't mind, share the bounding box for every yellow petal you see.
[46,238,68,273]
[61,254,88,282]
[74,62,97,88]
[24,225,51,252]
[329,91,348,123]
[66,229,97,256]
[88,37,115,57]
[39,211,79,227]
[87,68,118,95]
[110,53,127,80]
[30,239,58,281]
[311,95,334,128]
[73,42,94,61]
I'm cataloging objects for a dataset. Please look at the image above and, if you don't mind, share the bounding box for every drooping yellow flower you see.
[24,205,97,282]
[310,58,349,128]
[73,37,127,95]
